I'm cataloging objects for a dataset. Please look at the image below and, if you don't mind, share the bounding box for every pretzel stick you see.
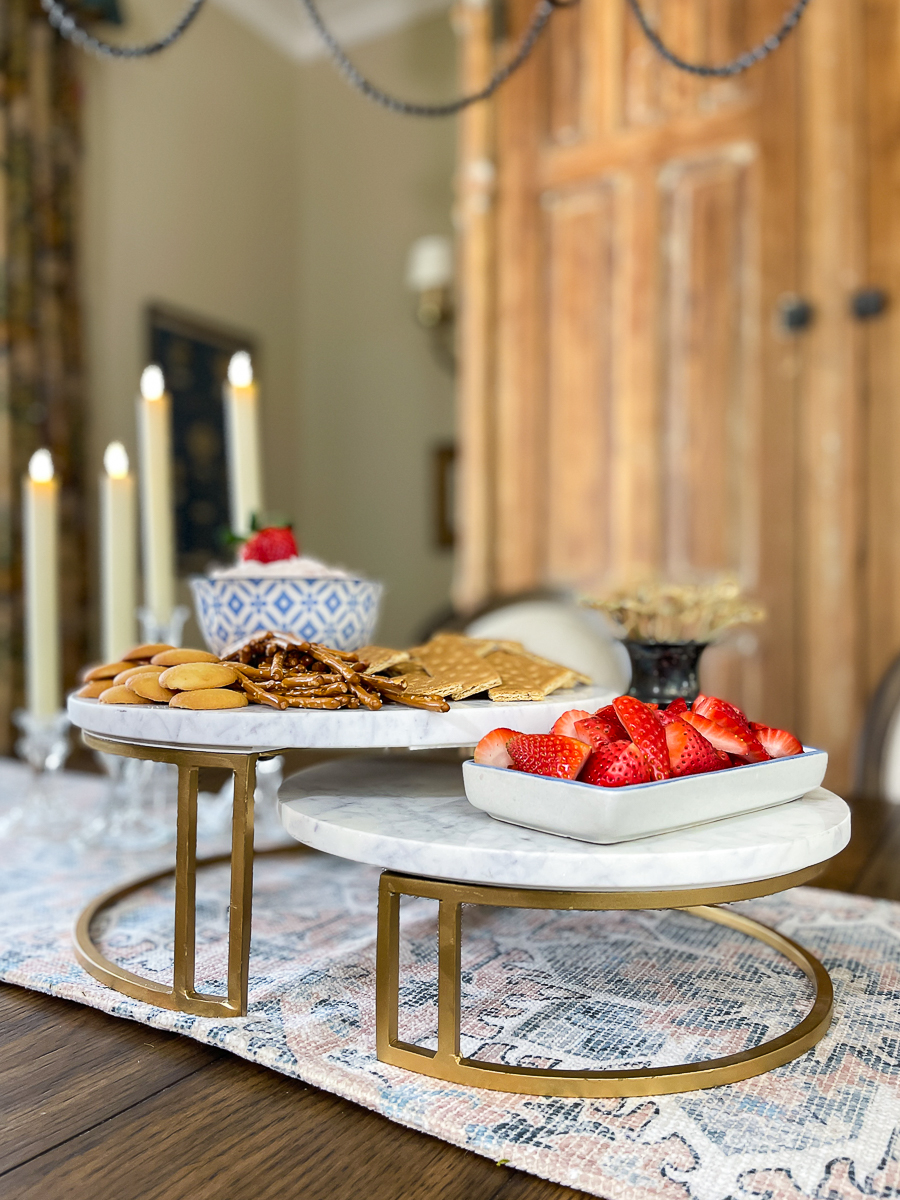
[350,682,382,710]
[240,676,287,710]
[391,692,451,712]
[309,646,359,680]
[361,675,407,696]
[270,650,285,681]
[284,695,347,709]
[231,662,266,680]
[283,683,347,698]
[279,673,344,688]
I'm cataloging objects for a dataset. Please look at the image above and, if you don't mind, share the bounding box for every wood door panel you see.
[543,181,620,585]
[660,147,759,583]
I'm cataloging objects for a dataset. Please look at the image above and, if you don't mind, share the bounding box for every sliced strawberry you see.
[507,734,591,780]
[551,709,592,741]
[474,727,518,768]
[590,704,630,742]
[580,741,652,787]
[694,695,752,735]
[658,697,689,726]
[681,710,768,760]
[750,723,803,759]
[664,719,726,776]
[574,716,622,751]
[612,696,672,780]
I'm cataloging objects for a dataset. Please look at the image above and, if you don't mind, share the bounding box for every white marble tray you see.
[278,757,851,890]
[463,748,828,844]
[67,686,617,752]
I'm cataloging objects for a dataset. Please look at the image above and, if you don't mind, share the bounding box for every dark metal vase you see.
[623,640,707,707]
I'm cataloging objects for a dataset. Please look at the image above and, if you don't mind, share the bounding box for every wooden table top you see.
[2,790,897,1200]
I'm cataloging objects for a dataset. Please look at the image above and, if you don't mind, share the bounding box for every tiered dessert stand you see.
[67,690,850,1096]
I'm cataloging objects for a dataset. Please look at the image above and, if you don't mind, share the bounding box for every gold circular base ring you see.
[376,883,834,1097]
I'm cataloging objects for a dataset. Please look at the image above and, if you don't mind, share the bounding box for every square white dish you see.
[462,748,828,844]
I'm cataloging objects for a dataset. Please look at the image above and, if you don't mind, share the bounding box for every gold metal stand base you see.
[74,732,286,1019]
[376,869,834,1097]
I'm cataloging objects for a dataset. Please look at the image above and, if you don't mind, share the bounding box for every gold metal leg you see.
[73,732,282,1019]
[376,869,834,1097]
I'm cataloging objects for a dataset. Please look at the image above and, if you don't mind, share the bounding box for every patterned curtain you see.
[0,0,87,750]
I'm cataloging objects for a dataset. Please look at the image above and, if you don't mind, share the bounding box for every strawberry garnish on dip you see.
[581,741,652,787]
[658,697,689,726]
[507,734,591,780]
[751,723,803,759]
[474,727,518,768]
[612,696,672,780]
[241,525,299,564]
[664,718,726,776]
[551,709,592,741]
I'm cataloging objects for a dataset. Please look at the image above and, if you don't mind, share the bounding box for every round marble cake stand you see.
[66,686,614,1020]
[279,757,851,1097]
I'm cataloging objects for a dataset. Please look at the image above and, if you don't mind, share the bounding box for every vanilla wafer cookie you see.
[170,689,248,710]
[159,663,239,691]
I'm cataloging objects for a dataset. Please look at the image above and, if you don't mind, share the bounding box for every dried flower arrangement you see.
[583,579,765,644]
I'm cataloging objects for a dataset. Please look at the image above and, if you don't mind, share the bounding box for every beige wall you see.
[81,2,457,651]
[295,15,457,645]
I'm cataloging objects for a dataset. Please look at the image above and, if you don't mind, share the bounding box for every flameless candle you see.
[101,441,137,661]
[137,365,175,627]
[24,448,60,717]
[224,351,263,537]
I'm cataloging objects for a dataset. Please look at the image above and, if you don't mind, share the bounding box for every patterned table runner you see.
[0,761,898,1200]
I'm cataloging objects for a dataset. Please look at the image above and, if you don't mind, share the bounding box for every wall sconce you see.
[406,235,455,372]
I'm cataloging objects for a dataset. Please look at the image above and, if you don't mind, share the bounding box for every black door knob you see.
[778,295,814,333]
[851,288,888,320]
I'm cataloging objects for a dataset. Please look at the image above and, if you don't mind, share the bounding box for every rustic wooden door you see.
[454,0,880,791]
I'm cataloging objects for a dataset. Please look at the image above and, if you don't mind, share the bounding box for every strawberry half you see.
[664,718,725,776]
[612,696,672,780]
[551,709,592,741]
[681,710,768,760]
[658,697,689,726]
[507,734,591,780]
[580,741,652,787]
[574,716,622,751]
[241,525,299,564]
[591,704,629,742]
[689,695,769,762]
[751,723,803,759]
[474,727,518,768]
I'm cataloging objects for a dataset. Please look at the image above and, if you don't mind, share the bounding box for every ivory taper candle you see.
[24,448,60,717]
[224,351,263,537]
[101,441,137,661]
[137,365,175,627]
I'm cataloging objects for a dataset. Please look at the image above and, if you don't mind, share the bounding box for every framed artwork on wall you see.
[147,305,256,575]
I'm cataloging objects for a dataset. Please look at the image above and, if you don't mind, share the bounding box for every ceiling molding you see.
[211,0,451,62]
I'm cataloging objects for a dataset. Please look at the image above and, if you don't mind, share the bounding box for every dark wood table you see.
[1,792,897,1200]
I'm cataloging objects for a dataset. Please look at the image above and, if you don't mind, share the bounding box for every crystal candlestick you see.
[138,604,189,648]
[4,709,73,838]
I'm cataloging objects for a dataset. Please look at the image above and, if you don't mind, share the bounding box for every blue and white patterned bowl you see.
[190,575,383,657]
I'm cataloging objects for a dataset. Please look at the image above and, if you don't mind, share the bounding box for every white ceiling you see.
[211,0,451,62]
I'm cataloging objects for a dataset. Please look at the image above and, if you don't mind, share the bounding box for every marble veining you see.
[67,686,616,753]
[278,757,851,890]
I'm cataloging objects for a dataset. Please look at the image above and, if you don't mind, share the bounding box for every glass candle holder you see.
[138,604,190,648]
[4,709,73,838]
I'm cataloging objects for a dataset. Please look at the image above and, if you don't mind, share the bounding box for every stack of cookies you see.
[77,644,248,710]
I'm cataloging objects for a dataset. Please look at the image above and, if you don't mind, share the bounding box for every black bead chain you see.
[297,0,576,117]
[41,0,811,109]
[40,0,206,57]
[624,0,812,77]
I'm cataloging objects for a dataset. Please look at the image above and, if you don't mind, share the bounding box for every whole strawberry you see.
[507,733,590,780]
[240,525,299,564]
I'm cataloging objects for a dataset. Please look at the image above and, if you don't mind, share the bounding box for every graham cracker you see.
[484,649,575,702]
[355,645,410,675]
[410,635,502,700]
